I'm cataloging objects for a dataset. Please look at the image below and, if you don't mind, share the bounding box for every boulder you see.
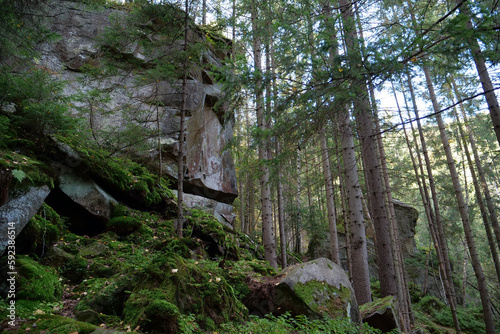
[42,246,75,268]
[360,296,399,333]
[58,166,117,220]
[80,242,111,259]
[172,190,235,228]
[0,186,50,254]
[393,199,419,256]
[274,258,359,322]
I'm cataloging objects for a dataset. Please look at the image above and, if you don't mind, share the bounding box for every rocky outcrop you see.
[245,258,359,323]
[393,199,419,256]
[360,296,399,333]
[40,1,237,213]
[0,186,51,254]
[275,258,359,322]
[58,166,117,221]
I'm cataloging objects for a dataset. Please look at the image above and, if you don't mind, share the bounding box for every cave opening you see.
[45,188,106,237]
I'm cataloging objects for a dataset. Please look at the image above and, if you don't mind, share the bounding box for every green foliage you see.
[60,255,88,283]
[18,203,66,255]
[14,256,62,302]
[415,295,486,333]
[54,135,173,209]
[0,151,55,190]
[218,313,382,334]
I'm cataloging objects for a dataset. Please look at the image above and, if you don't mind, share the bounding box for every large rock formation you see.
[39,1,237,223]
[0,186,51,254]
[245,258,360,323]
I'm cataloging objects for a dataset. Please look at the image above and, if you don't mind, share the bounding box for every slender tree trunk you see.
[371,84,412,330]
[405,70,462,332]
[295,148,302,254]
[251,0,277,269]
[339,109,371,305]
[335,132,352,276]
[176,0,189,238]
[450,90,500,283]
[451,78,500,253]
[320,128,340,264]
[338,0,396,297]
[424,66,495,334]
[456,0,500,147]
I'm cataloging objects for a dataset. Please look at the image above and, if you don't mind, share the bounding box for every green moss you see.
[15,256,62,302]
[0,151,55,191]
[360,296,396,318]
[107,216,142,236]
[20,314,98,334]
[17,203,65,255]
[124,289,180,333]
[293,280,352,319]
[53,135,174,209]
[60,255,88,283]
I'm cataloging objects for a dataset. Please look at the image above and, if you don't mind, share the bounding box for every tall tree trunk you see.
[251,0,277,269]
[404,69,462,332]
[451,89,500,283]
[338,0,396,297]
[176,0,189,238]
[371,84,412,330]
[424,66,495,334]
[450,78,500,253]
[339,109,371,305]
[295,148,302,254]
[456,0,500,147]
[320,128,340,264]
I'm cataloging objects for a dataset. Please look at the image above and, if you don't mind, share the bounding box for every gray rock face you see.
[41,1,238,210]
[58,166,117,220]
[172,190,235,228]
[275,258,359,322]
[0,186,51,254]
[393,199,419,256]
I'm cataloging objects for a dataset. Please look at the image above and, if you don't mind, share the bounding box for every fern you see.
[11,169,26,183]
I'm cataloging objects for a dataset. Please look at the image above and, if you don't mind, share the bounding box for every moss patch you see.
[14,256,62,302]
[293,280,352,319]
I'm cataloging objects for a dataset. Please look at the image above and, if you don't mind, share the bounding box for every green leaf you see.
[11,169,26,183]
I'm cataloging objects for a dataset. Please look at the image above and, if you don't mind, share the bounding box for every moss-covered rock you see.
[123,289,180,333]
[274,258,359,322]
[80,242,111,258]
[15,203,65,256]
[75,275,135,321]
[360,296,399,333]
[0,256,62,302]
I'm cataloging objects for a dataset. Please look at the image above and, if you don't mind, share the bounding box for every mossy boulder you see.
[80,242,111,258]
[42,245,74,268]
[360,295,399,333]
[123,289,180,334]
[75,275,135,321]
[0,255,62,301]
[274,258,359,322]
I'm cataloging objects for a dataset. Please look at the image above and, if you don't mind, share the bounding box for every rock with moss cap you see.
[274,257,359,322]
[360,295,399,333]
[0,186,50,254]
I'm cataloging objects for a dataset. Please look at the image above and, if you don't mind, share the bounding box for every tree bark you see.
[338,0,397,297]
[320,128,340,264]
[456,0,500,148]
[339,109,371,305]
[251,0,277,269]
[424,66,495,334]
